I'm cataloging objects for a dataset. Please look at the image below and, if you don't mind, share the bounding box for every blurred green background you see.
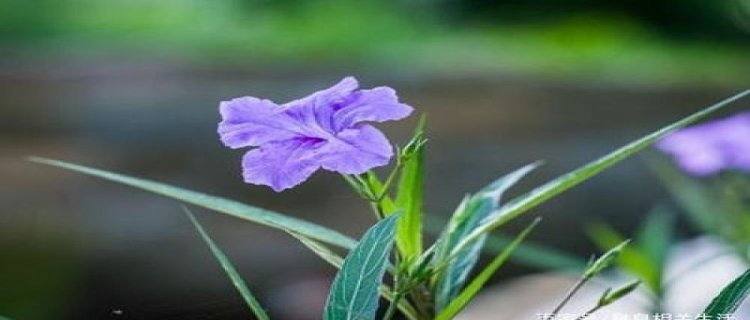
[2,0,750,85]
[1,1,749,319]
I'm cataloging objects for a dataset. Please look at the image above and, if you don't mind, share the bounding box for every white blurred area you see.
[459,237,750,319]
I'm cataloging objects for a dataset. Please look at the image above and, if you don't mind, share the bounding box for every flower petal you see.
[241,138,326,191]
[218,97,300,149]
[281,77,360,134]
[319,125,394,174]
[284,76,360,111]
[657,111,750,175]
[332,86,413,131]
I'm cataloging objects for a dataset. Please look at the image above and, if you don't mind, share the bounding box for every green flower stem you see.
[573,305,602,320]
[547,276,589,320]
[381,287,421,320]
[382,292,404,320]
[376,159,405,201]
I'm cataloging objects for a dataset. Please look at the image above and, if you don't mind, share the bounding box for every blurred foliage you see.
[587,209,676,311]
[649,156,750,262]
[447,0,750,40]
[0,0,749,84]
[0,233,83,320]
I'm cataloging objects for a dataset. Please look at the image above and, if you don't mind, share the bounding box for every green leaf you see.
[185,208,270,320]
[703,268,750,317]
[363,172,398,214]
[424,218,585,270]
[290,232,421,320]
[587,224,661,293]
[435,218,541,320]
[323,214,401,320]
[447,90,750,263]
[30,157,356,249]
[583,239,630,279]
[395,116,427,259]
[598,280,641,307]
[0,316,13,320]
[431,162,540,313]
[636,209,673,280]
[647,156,719,233]
[288,231,344,269]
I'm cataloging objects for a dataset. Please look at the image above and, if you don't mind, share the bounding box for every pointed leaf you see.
[324,214,401,320]
[436,218,541,320]
[30,157,356,249]
[598,280,641,307]
[588,224,661,292]
[636,209,673,277]
[703,268,750,317]
[395,117,427,259]
[185,208,270,320]
[289,232,421,320]
[447,90,750,262]
[583,239,630,279]
[432,162,540,312]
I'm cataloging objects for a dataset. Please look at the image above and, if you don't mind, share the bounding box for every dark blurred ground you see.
[1,1,749,319]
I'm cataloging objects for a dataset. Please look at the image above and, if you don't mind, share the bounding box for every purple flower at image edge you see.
[656,111,750,176]
[218,77,413,191]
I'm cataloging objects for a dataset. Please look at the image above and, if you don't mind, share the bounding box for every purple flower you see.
[657,111,750,176]
[218,77,413,191]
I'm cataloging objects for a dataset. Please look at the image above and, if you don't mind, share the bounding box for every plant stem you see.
[573,305,602,320]
[383,293,404,320]
[382,287,420,320]
[377,162,403,201]
[409,284,434,318]
[547,276,589,319]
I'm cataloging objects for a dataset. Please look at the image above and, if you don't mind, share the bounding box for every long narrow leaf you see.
[436,217,541,320]
[703,268,750,317]
[185,208,270,320]
[636,209,673,290]
[395,117,427,259]
[425,218,585,270]
[288,231,344,268]
[324,214,401,320]
[30,157,356,249]
[450,90,750,258]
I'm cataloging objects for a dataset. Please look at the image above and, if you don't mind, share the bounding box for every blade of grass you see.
[425,216,585,271]
[288,231,344,268]
[29,157,356,249]
[184,207,270,320]
[449,90,750,260]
